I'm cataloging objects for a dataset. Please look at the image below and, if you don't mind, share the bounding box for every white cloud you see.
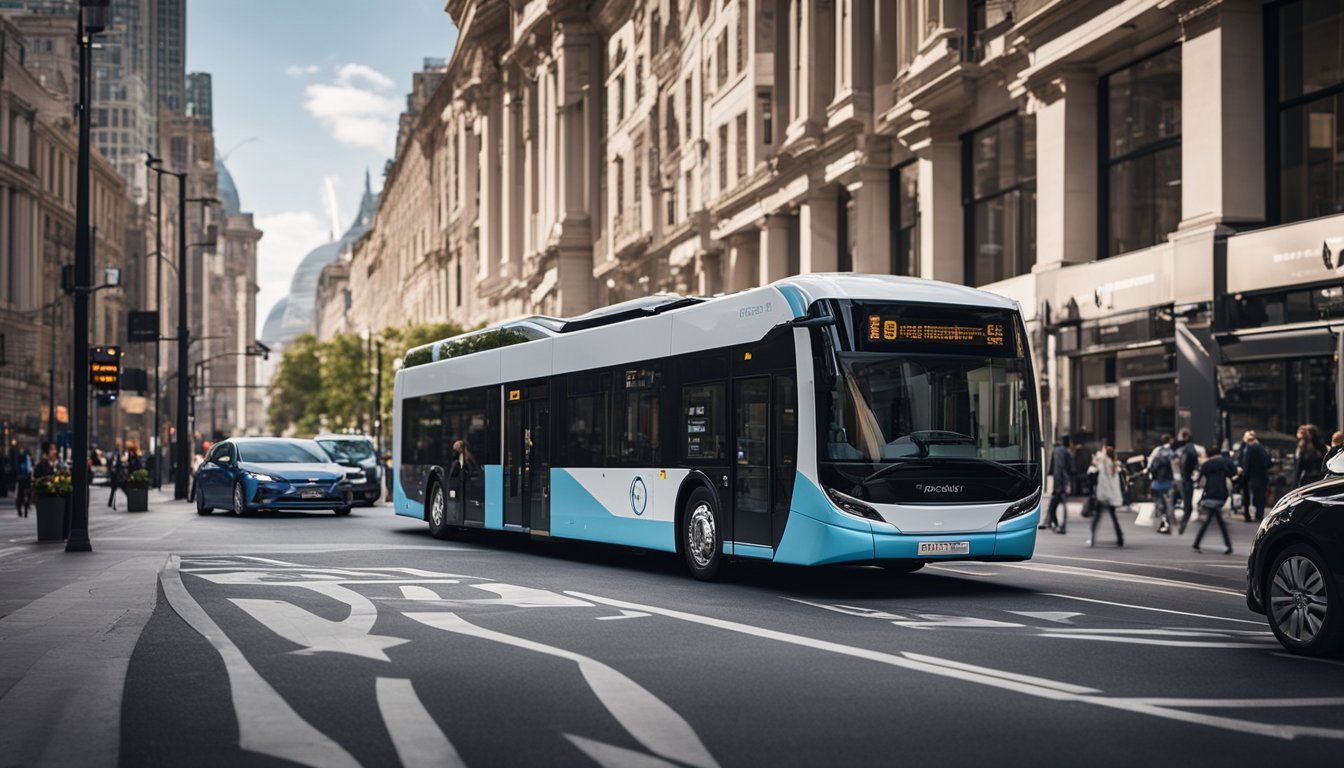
[285,64,320,77]
[255,210,329,329]
[302,63,400,152]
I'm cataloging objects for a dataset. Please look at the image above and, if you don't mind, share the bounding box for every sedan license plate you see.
[918,541,970,556]
[301,489,324,499]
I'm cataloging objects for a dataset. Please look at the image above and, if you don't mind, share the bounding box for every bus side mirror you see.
[1326,450,1344,477]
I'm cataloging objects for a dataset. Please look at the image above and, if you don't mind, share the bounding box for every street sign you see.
[90,345,122,392]
[120,367,148,393]
[128,311,159,343]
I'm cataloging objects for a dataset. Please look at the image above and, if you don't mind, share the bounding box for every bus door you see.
[504,383,550,530]
[732,377,772,547]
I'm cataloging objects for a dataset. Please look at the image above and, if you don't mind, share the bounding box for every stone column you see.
[501,76,524,282]
[758,213,791,284]
[1180,0,1264,229]
[846,165,890,274]
[726,234,758,292]
[913,135,963,284]
[1032,70,1096,269]
[477,84,503,282]
[800,185,839,274]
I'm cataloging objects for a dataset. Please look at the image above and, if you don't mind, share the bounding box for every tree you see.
[267,334,322,435]
[317,332,374,434]
[375,322,465,447]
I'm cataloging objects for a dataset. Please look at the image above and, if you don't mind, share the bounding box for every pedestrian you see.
[1325,430,1344,464]
[1146,433,1177,533]
[14,444,33,517]
[33,442,58,480]
[107,439,124,510]
[1087,443,1125,547]
[1176,427,1200,534]
[1040,435,1073,533]
[1193,442,1240,555]
[383,451,394,501]
[1238,430,1272,522]
[1,439,13,498]
[1293,424,1326,488]
[125,440,144,474]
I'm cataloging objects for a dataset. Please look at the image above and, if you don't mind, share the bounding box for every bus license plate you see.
[918,541,970,556]
[301,489,324,499]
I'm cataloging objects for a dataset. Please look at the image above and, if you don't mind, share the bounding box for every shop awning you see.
[1217,326,1339,362]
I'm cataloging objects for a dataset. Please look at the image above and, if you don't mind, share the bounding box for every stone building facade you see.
[343,0,1344,492]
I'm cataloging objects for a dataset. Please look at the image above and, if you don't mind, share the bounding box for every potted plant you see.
[33,471,72,542]
[124,468,151,512]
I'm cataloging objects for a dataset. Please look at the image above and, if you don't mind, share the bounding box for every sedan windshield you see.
[237,441,328,463]
[319,439,375,461]
[822,353,1037,470]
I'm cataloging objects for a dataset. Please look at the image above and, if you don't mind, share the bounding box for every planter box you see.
[35,496,69,541]
[125,486,149,512]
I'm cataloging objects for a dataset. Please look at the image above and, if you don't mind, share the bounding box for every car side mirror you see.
[1326,450,1344,477]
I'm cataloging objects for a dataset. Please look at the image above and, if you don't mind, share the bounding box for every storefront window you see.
[1103,46,1182,257]
[1218,356,1338,499]
[965,113,1036,285]
[1072,354,1116,452]
[1276,0,1344,223]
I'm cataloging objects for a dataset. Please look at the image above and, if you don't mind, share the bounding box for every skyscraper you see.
[186,71,212,130]
[153,0,184,112]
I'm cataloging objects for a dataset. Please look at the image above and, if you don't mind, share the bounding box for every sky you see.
[186,0,459,333]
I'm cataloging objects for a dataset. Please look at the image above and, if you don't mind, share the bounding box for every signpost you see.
[90,345,121,392]
[128,311,159,343]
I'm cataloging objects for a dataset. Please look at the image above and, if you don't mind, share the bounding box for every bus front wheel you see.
[427,482,460,540]
[682,487,724,581]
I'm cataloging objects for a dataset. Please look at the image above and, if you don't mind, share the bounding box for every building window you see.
[892,162,919,276]
[837,187,855,272]
[760,91,773,144]
[736,0,748,73]
[964,112,1036,285]
[735,112,748,180]
[897,0,941,72]
[1102,46,1182,257]
[615,156,626,217]
[718,123,729,191]
[1274,0,1344,223]
[635,57,645,102]
[616,75,626,123]
[684,77,693,134]
[717,30,729,87]
[685,169,694,213]
[967,0,1012,62]
[666,95,680,149]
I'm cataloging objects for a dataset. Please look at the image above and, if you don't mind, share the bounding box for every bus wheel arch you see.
[421,467,446,523]
[677,474,725,580]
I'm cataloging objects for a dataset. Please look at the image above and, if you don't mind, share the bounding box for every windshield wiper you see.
[858,456,1033,487]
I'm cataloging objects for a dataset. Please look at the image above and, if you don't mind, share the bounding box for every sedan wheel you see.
[232,482,247,517]
[1267,544,1342,656]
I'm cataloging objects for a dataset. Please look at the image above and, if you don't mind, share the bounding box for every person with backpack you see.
[107,439,125,511]
[13,444,33,517]
[1176,428,1201,534]
[1193,442,1240,555]
[1146,433,1177,534]
[1238,430,1272,522]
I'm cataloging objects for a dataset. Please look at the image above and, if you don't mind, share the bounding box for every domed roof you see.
[260,297,290,346]
[215,158,241,216]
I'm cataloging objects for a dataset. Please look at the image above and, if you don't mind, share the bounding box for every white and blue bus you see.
[392,274,1042,579]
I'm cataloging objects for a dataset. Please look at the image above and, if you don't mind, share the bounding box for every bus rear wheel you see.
[682,487,724,581]
[427,482,460,540]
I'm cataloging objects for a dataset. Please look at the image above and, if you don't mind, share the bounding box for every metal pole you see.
[174,171,189,500]
[374,340,383,453]
[152,168,162,489]
[47,301,57,447]
[67,10,93,552]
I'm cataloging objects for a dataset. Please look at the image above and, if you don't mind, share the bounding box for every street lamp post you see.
[145,153,163,489]
[68,0,108,553]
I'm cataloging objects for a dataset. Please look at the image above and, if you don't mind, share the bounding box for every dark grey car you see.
[315,434,383,506]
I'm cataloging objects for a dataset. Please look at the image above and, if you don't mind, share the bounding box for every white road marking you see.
[1008,611,1083,624]
[0,546,26,559]
[891,614,1023,630]
[927,565,999,577]
[467,583,594,608]
[1125,696,1344,708]
[781,598,908,620]
[901,653,1101,694]
[400,586,443,601]
[376,678,467,768]
[231,598,408,661]
[566,590,1344,741]
[1037,634,1275,649]
[596,610,652,621]
[565,734,685,768]
[1041,593,1263,625]
[1001,562,1243,597]
[157,556,361,768]
[404,611,719,768]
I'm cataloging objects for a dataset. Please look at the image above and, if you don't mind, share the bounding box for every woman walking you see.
[1194,442,1240,555]
[1294,424,1327,488]
[1087,444,1125,548]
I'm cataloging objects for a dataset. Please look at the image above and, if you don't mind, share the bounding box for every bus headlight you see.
[999,488,1042,523]
[825,487,884,522]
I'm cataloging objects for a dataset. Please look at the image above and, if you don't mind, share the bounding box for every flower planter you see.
[35,495,69,541]
[125,486,150,512]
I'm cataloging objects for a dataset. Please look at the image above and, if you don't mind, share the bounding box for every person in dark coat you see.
[1176,428,1200,534]
[1237,430,1272,522]
[1293,424,1326,489]
[1194,443,1240,555]
[1040,435,1073,534]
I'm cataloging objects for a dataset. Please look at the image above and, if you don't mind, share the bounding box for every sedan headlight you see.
[246,471,283,483]
[346,471,366,482]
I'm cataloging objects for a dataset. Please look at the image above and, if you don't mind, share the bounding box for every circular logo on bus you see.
[630,476,648,516]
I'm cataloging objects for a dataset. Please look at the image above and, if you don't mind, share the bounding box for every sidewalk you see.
[0,488,187,767]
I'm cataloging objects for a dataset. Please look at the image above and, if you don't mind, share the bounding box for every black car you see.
[315,434,382,506]
[1245,450,1344,656]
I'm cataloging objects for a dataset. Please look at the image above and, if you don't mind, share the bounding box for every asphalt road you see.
[114,501,1344,768]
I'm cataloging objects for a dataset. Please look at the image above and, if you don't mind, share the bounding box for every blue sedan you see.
[195,438,353,516]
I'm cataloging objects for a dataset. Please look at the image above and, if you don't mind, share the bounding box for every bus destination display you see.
[865,314,1007,348]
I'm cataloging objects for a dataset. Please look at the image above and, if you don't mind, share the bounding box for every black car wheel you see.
[232,482,248,516]
[1266,543,1342,656]
[427,482,459,539]
[681,487,724,581]
[334,505,352,516]
[196,490,212,516]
